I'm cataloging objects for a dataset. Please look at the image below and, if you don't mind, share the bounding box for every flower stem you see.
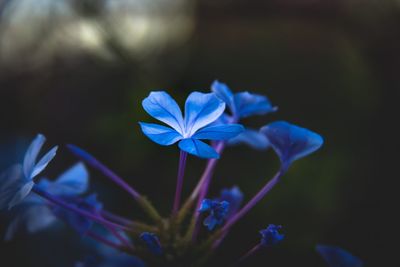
[32,186,130,231]
[191,142,225,240]
[86,230,123,251]
[221,170,284,234]
[66,144,141,199]
[173,151,188,214]
[235,243,262,266]
[67,144,162,222]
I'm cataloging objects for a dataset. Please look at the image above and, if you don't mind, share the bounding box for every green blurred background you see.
[0,0,399,266]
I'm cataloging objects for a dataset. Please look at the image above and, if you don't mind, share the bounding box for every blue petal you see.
[8,181,35,210]
[23,134,46,179]
[30,146,58,179]
[184,92,226,136]
[198,199,213,212]
[211,80,235,113]
[260,121,323,170]
[260,224,284,246]
[142,91,184,134]
[228,128,270,150]
[192,124,244,140]
[140,232,163,255]
[38,163,89,196]
[234,92,277,118]
[139,122,183,146]
[316,245,363,267]
[53,194,102,235]
[178,138,219,159]
[217,186,243,218]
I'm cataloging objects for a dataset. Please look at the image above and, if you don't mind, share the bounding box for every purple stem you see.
[236,243,262,265]
[221,170,284,234]
[67,144,141,200]
[86,231,123,251]
[191,142,225,240]
[101,210,134,226]
[32,186,130,231]
[173,151,188,214]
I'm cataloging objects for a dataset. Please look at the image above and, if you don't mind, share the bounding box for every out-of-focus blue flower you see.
[211,81,276,150]
[260,121,324,171]
[0,134,57,210]
[5,163,90,240]
[217,186,243,218]
[199,199,230,230]
[54,194,102,235]
[140,232,163,255]
[260,224,284,247]
[140,91,244,158]
[211,81,277,119]
[316,245,363,267]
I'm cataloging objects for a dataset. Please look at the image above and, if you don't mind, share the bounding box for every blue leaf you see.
[234,92,277,118]
[184,92,226,136]
[139,122,183,146]
[228,129,270,150]
[140,232,163,255]
[178,138,219,159]
[142,91,184,134]
[316,245,363,267]
[260,121,323,170]
[192,124,244,140]
[211,80,235,113]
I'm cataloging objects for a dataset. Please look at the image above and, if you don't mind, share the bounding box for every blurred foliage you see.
[1,0,399,266]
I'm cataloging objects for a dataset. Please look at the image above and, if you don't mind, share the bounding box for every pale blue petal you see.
[23,134,46,179]
[192,124,244,140]
[184,92,226,136]
[0,164,26,210]
[5,205,57,241]
[142,91,184,134]
[42,163,89,196]
[316,245,363,267]
[234,92,277,118]
[8,181,34,210]
[30,146,58,179]
[260,121,323,170]
[211,80,235,113]
[178,138,219,159]
[228,129,270,150]
[139,122,183,145]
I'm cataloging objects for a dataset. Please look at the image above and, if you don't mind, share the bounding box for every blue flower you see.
[211,80,276,150]
[140,91,244,158]
[316,245,363,267]
[0,134,57,210]
[5,163,90,240]
[260,224,284,247]
[198,199,230,230]
[211,81,277,119]
[260,121,324,171]
[216,186,243,218]
[140,232,163,255]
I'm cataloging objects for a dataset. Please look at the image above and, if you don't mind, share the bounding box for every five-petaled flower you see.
[139,91,244,158]
[211,80,277,150]
[260,224,284,247]
[0,134,57,211]
[199,199,230,230]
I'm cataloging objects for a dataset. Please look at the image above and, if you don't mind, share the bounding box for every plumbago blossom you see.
[0,80,352,267]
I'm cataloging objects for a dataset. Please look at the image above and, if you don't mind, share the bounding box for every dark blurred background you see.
[0,0,399,266]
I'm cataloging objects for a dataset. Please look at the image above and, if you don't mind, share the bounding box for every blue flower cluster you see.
[0,80,352,267]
